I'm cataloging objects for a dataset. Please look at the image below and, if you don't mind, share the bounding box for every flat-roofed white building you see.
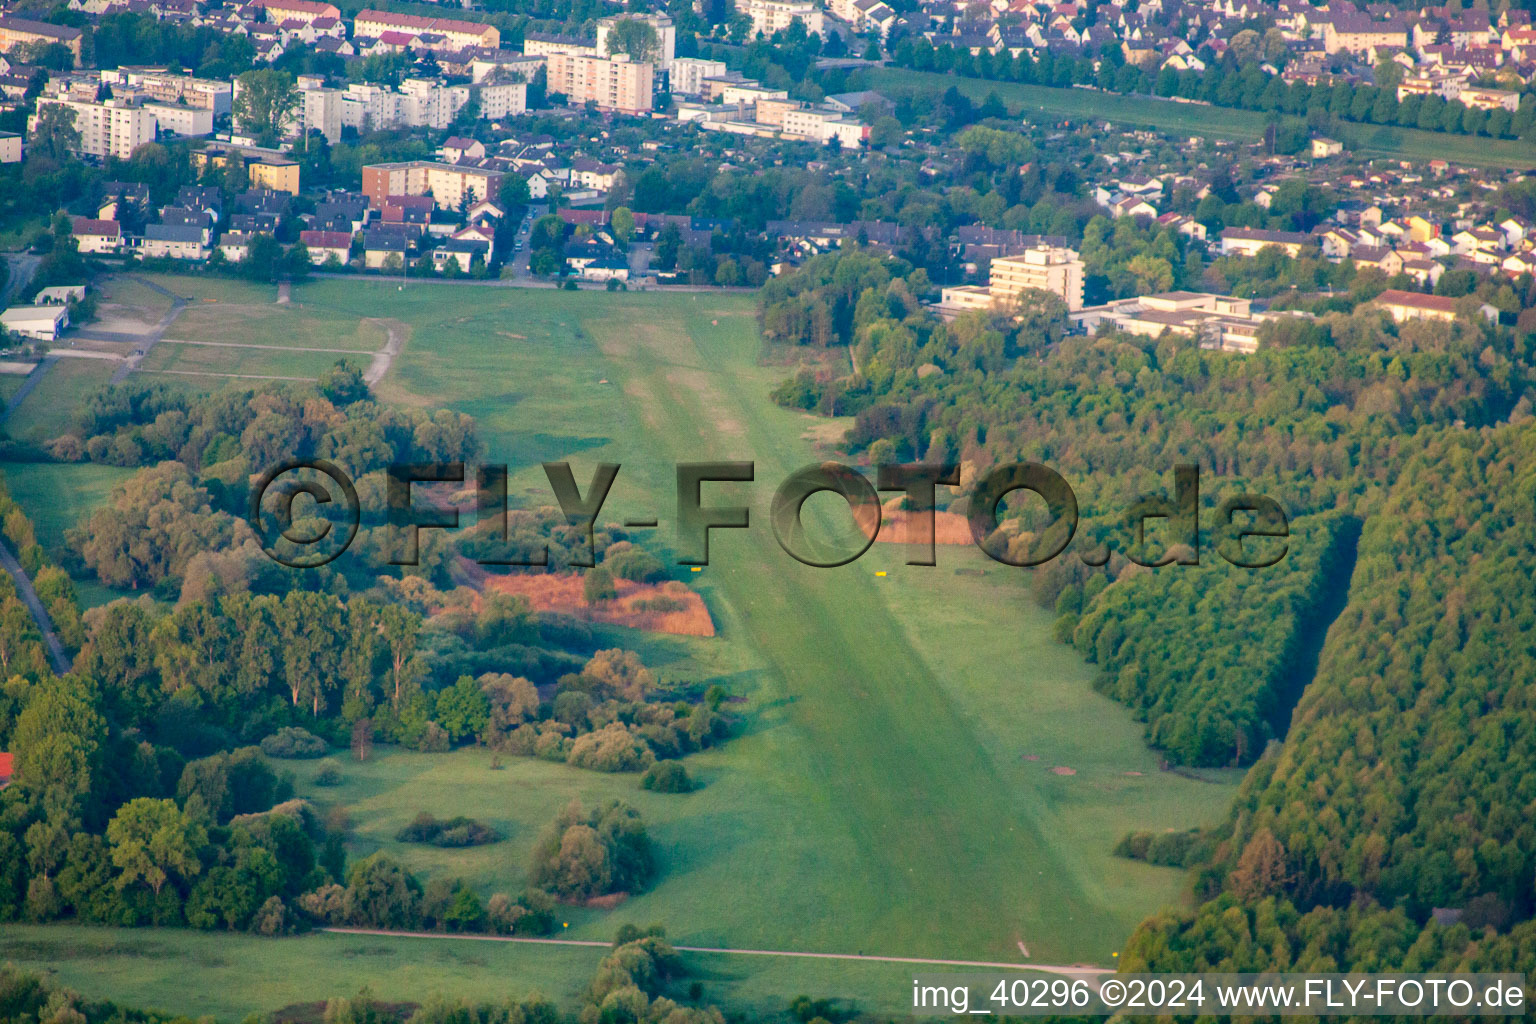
[1,304,68,341]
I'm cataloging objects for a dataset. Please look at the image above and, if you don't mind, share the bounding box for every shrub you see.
[395,812,501,847]
[313,759,343,786]
[260,727,327,759]
[632,596,686,613]
[641,760,694,793]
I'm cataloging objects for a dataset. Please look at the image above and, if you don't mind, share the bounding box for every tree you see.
[343,853,421,928]
[610,206,635,246]
[583,566,617,605]
[11,675,106,820]
[378,604,420,706]
[107,798,207,896]
[351,718,374,762]
[319,360,369,405]
[27,104,79,164]
[605,18,661,63]
[233,69,298,147]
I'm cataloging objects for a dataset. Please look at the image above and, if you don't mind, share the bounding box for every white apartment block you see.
[544,52,653,115]
[780,106,868,147]
[400,78,473,129]
[739,0,824,38]
[144,102,213,137]
[31,97,156,160]
[478,79,527,120]
[669,57,728,96]
[298,77,342,143]
[939,246,1086,314]
[98,69,233,115]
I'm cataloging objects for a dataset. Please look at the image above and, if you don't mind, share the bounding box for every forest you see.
[0,373,717,939]
[1123,420,1536,973]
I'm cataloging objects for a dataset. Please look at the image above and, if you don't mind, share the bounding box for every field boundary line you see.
[320,928,1111,976]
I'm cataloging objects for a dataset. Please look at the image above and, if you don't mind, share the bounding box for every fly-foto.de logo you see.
[248,460,1290,570]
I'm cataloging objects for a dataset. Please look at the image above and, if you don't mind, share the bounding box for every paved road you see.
[0,539,69,675]
[1,254,40,306]
[321,928,1112,977]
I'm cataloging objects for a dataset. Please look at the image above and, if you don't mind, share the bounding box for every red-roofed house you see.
[1371,289,1497,323]
[299,230,353,265]
[251,0,340,24]
[0,751,13,789]
[72,217,121,254]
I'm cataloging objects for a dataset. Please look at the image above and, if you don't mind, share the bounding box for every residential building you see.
[191,143,301,194]
[669,57,728,96]
[544,52,653,115]
[30,97,156,160]
[738,0,824,37]
[251,0,341,25]
[98,69,232,115]
[1371,288,1497,323]
[938,245,1086,314]
[361,161,502,210]
[352,9,499,50]
[0,131,19,163]
[144,102,214,137]
[0,17,82,60]
[142,224,211,260]
[71,218,121,253]
[299,229,352,264]
[1219,227,1314,258]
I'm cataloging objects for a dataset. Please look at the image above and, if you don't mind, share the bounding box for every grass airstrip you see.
[0,276,1241,1018]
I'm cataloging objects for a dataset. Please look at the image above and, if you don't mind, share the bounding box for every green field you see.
[12,280,1241,1017]
[869,68,1536,170]
[0,461,136,551]
[5,358,119,442]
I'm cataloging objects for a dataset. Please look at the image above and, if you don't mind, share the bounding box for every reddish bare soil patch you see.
[856,496,972,546]
[582,893,629,909]
[476,568,715,637]
[1049,766,1077,776]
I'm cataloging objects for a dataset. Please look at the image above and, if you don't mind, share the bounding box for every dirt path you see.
[365,319,407,386]
[321,928,1112,977]
[110,276,189,384]
[158,339,376,354]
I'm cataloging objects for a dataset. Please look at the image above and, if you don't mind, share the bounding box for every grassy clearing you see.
[869,68,1536,169]
[0,461,136,551]
[0,924,941,1019]
[138,342,345,380]
[6,359,118,442]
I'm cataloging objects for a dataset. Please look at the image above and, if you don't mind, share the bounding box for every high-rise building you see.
[30,97,156,160]
[937,245,1086,315]
[544,52,653,115]
[986,247,1086,311]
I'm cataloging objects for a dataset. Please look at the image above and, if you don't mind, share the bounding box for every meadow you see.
[869,68,1536,170]
[2,278,1242,1017]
